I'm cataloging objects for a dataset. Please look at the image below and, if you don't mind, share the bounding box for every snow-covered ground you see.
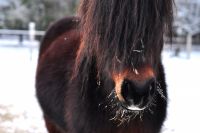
[0,45,199,133]
[162,50,200,133]
[0,47,47,133]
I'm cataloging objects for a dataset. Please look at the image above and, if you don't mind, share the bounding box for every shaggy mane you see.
[75,0,173,75]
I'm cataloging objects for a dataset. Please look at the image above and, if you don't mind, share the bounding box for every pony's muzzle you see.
[120,78,156,111]
[113,66,156,111]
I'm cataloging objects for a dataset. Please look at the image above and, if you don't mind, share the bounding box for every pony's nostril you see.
[120,78,156,110]
[121,79,143,105]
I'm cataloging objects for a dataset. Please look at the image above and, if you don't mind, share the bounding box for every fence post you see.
[29,22,36,41]
[186,33,192,59]
[28,22,36,60]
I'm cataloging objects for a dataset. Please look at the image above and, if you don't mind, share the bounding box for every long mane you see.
[75,0,173,75]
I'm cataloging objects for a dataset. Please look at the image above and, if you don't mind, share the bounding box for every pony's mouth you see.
[119,96,153,112]
[109,91,156,123]
[121,104,147,111]
[108,100,149,125]
[100,88,160,125]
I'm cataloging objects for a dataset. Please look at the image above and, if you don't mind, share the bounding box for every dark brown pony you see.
[36,0,173,133]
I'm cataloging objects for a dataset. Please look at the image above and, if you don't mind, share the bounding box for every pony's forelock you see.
[75,0,173,76]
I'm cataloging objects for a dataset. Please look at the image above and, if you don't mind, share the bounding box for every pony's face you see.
[97,42,166,124]
[77,0,172,124]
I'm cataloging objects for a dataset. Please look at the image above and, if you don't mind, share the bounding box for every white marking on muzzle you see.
[127,105,146,111]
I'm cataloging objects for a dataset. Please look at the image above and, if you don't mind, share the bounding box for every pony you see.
[36,0,173,133]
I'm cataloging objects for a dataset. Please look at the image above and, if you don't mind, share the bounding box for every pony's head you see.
[75,0,173,124]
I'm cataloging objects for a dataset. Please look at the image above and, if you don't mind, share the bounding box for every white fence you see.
[0,23,45,60]
[0,22,45,47]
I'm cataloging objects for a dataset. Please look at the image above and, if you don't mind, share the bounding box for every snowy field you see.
[0,45,200,133]
[0,46,47,133]
[162,49,200,133]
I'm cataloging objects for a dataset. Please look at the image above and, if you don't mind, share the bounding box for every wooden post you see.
[29,22,36,41]
[28,22,36,60]
[186,34,192,59]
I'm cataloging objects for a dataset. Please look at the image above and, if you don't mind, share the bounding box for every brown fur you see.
[36,0,173,133]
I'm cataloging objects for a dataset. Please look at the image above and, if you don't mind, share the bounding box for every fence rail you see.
[0,23,45,60]
[0,29,45,36]
[0,22,45,49]
[0,22,45,46]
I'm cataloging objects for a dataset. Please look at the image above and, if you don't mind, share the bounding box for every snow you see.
[0,38,39,47]
[0,45,199,132]
[162,50,200,133]
[0,47,47,133]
